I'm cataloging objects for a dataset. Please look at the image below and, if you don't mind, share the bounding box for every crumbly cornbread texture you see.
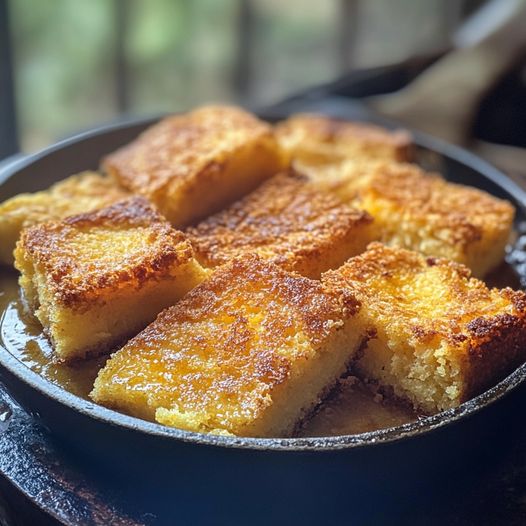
[0,171,129,266]
[187,172,375,278]
[309,160,514,277]
[275,113,412,171]
[323,243,526,413]
[14,197,207,361]
[91,255,368,437]
[103,105,287,227]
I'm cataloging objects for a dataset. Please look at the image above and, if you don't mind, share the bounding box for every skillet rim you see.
[1,114,526,452]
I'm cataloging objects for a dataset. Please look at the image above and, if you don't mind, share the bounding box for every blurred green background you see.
[9,0,462,152]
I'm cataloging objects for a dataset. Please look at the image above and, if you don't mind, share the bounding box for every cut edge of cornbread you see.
[104,105,289,227]
[20,259,206,362]
[187,172,377,279]
[322,243,526,413]
[14,197,208,362]
[0,171,130,266]
[91,254,368,437]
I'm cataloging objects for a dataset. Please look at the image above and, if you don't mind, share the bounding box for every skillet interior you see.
[1,108,526,452]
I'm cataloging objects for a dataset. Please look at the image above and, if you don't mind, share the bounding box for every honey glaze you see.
[0,261,521,437]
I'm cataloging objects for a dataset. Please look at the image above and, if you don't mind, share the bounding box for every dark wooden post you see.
[0,0,19,158]
[114,0,130,113]
[232,0,255,101]
[338,0,359,72]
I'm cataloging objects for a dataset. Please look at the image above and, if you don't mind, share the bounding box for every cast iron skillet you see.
[1,101,526,524]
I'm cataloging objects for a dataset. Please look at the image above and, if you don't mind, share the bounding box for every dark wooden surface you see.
[0,0,19,159]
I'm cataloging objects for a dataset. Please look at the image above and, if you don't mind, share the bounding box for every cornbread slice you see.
[103,105,287,227]
[0,171,129,266]
[310,160,514,277]
[323,243,526,413]
[91,254,367,437]
[14,197,207,361]
[187,172,375,278]
[275,113,412,171]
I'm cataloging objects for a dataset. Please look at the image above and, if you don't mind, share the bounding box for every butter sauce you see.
[0,270,106,399]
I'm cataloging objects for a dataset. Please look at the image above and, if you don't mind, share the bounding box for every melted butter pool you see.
[0,270,107,399]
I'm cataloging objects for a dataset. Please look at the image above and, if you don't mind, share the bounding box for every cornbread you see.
[323,243,526,413]
[311,160,514,277]
[91,255,368,437]
[104,105,287,227]
[187,172,375,278]
[14,197,207,361]
[0,171,129,266]
[275,113,412,171]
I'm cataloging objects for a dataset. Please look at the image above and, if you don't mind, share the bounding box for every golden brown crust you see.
[275,114,413,163]
[187,172,373,275]
[0,171,130,266]
[463,309,526,399]
[104,105,279,199]
[325,241,472,292]
[350,161,513,249]
[323,243,526,402]
[323,242,520,338]
[167,254,360,344]
[92,254,360,430]
[59,195,163,228]
[308,159,514,276]
[17,197,194,308]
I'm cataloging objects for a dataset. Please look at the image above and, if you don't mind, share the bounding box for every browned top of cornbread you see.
[165,253,359,344]
[275,114,413,162]
[92,255,360,430]
[42,171,130,205]
[318,160,515,249]
[17,197,194,307]
[1,171,130,218]
[0,171,130,262]
[323,242,526,346]
[103,105,277,196]
[187,172,373,270]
